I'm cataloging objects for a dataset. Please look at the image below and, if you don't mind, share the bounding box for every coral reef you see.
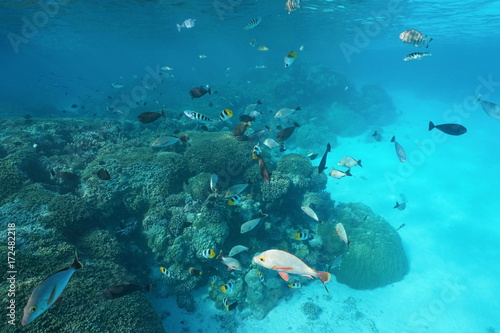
[302,302,323,320]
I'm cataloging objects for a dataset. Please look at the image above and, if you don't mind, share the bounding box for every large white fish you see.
[301,206,322,223]
[334,223,350,245]
[21,252,83,326]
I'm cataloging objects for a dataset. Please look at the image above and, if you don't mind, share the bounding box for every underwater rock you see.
[302,301,323,320]
[184,172,212,201]
[320,203,409,290]
[176,293,196,312]
[276,153,313,178]
[244,269,286,320]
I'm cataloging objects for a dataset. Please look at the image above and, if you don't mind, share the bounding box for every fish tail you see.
[428,121,435,131]
[326,143,331,152]
[180,134,188,143]
[72,251,84,270]
[176,24,182,32]
[390,136,396,143]
[357,159,363,168]
[394,201,399,209]
[345,169,352,177]
[257,99,262,105]
[316,271,331,284]
[426,37,433,48]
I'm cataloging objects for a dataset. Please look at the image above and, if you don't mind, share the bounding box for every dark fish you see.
[394,201,406,210]
[372,131,382,142]
[399,29,432,48]
[391,136,406,163]
[188,267,202,276]
[428,121,467,136]
[200,125,209,132]
[396,223,406,231]
[71,104,78,108]
[306,152,318,161]
[233,122,250,136]
[248,126,270,141]
[318,143,331,174]
[478,98,500,120]
[239,115,255,123]
[102,283,152,300]
[257,155,271,183]
[97,168,111,180]
[137,109,165,124]
[189,86,211,98]
[276,125,283,131]
[276,122,300,142]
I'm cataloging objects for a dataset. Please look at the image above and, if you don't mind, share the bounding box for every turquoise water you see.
[1,1,500,332]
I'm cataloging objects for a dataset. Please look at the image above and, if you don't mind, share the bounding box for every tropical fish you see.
[248,127,270,142]
[276,122,300,142]
[399,29,432,48]
[252,143,261,159]
[372,131,382,142]
[284,51,298,68]
[21,252,83,326]
[274,106,301,118]
[285,0,301,14]
[477,98,500,120]
[223,297,238,311]
[391,136,406,163]
[244,17,262,30]
[301,206,322,223]
[249,38,256,47]
[111,82,124,89]
[329,168,352,179]
[252,249,331,292]
[394,201,406,210]
[219,109,233,121]
[151,134,188,147]
[210,174,218,194]
[96,168,111,180]
[288,282,302,289]
[202,249,216,259]
[318,143,331,173]
[428,121,467,136]
[227,195,242,206]
[137,109,165,124]
[239,115,255,123]
[294,232,309,241]
[221,255,242,271]
[334,223,350,245]
[396,223,406,231]
[101,123,119,132]
[184,110,216,123]
[257,270,265,284]
[244,100,262,114]
[257,155,271,183]
[161,66,173,71]
[189,267,202,276]
[403,51,431,61]
[241,217,263,234]
[189,86,211,98]
[263,138,281,149]
[177,18,196,32]
[233,122,251,136]
[198,54,208,59]
[306,152,318,160]
[257,46,269,51]
[224,183,249,198]
[210,276,218,288]
[102,283,152,300]
[229,245,249,257]
[299,44,305,51]
[159,267,173,278]
[338,157,362,168]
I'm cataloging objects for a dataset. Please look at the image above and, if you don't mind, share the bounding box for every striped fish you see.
[219,109,233,121]
[183,110,216,123]
[243,17,262,30]
[399,29,432,48]
[403,52,431,62]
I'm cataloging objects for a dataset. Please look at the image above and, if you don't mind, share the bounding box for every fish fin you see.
[326,143,331,152]
[394,201,399,209]
[426,38,433,48]
[53,297,63,305]
[257,99,262,104]
[273,266,293,270]
[357,160,362,168]
[161,109,166,117]
[72,251,83,270]
[428,121,435,131]
[278,271,290,281]
[345,169,352,177]
[316,271,331,284]
[333,232,339,236]
[303,275,314,280]
[391,136,396,142]
[217,250,223,259]
[176,24,181,32]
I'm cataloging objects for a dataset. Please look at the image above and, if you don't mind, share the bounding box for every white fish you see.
[210,174,218,194]
[334,223,350,245]
[22,252,83,326]
[177,18,196,32]
[399,29,432,48]
[161,66,173,71]
[151,134,187,147]
[338,157,362,168]
[263,138,281,149]
[274,106,301,118]
[301,206,322,223]
[478,98,500,120]
[329,168,352,179]
[224,183,249,198]
[241,213,268,234]
[229,245,249,257]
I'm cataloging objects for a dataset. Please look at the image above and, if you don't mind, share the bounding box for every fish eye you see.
[30,305,38,312]
[259,257,265,262]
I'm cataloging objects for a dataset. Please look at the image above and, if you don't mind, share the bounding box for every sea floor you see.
[152,90,500,333]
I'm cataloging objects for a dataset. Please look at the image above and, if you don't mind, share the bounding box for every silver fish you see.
[403,51,431,62]
[177,18,196,32]
[391,136,406,163]
[478,98,500,120]
[243,17,262,30]
[399,29,432,48]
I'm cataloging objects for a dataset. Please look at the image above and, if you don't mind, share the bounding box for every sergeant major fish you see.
[399,29,433,48]
[403,52,431,62]
[184,110,216,123]
[244,17,262,30]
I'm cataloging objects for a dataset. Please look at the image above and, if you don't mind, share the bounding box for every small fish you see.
[477,97,500,120]
[151,134,188,147]
[210,276,218,288]
[137,110,165,124]
[210,174,218,194]
[394,201,406,210]
[299,44,304,51]
[294,232,309,241]
[198,54,208,59]
[244,100,263,114]
[221,254,242,271]
[403,52,431,61]
[224,183,250,198]
[248,127,269,142]
[239,114,255,123]
[274,106,301,118]
[329,168,352,179]
[399,29,432,48]
[338,157,362,168]
[227,195,242,206]
[288,282,302,289]
[285,0,301,14]
[102,283,152,300]
[101,123,119,132]
[318,143,331,173]
[329,256,343,270]
[159,267,173,278]
[257,45,269,52]
[255,65,267,69]
[177,18,196,32]
[334,223,350,245]
[252,143,262,159]
[263,138,281,149]
[111,82,124,89]
[306,152,318,160]
[189,86,211,98]
[241,213,268,234]
[257,270,265,284]
[391,136,406,163]
[396,223,406,231]
[161,66,173,71]
[21,252,83,326]
[301,206,322,223]
[257,155,271,183]
[219,109,233,121]
[249,110,263,119]
[71,104,78,109]
[233,122,251,136]
[184,110,216,123]
[222,297,238,311]
[202,249,216,259]
[428,121,467,136]
[189,267,202,276]
[221,282,235,293]
[284,51,298,68]
[372,131,382,142]
[200,125,209,131]
[249,38,256,47]
[229,245,249,257]
[96,168,111,180]
[276,122,300,142]
[244,17,262,30]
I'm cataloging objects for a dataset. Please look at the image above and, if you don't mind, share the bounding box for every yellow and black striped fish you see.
[219,109,233,121]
